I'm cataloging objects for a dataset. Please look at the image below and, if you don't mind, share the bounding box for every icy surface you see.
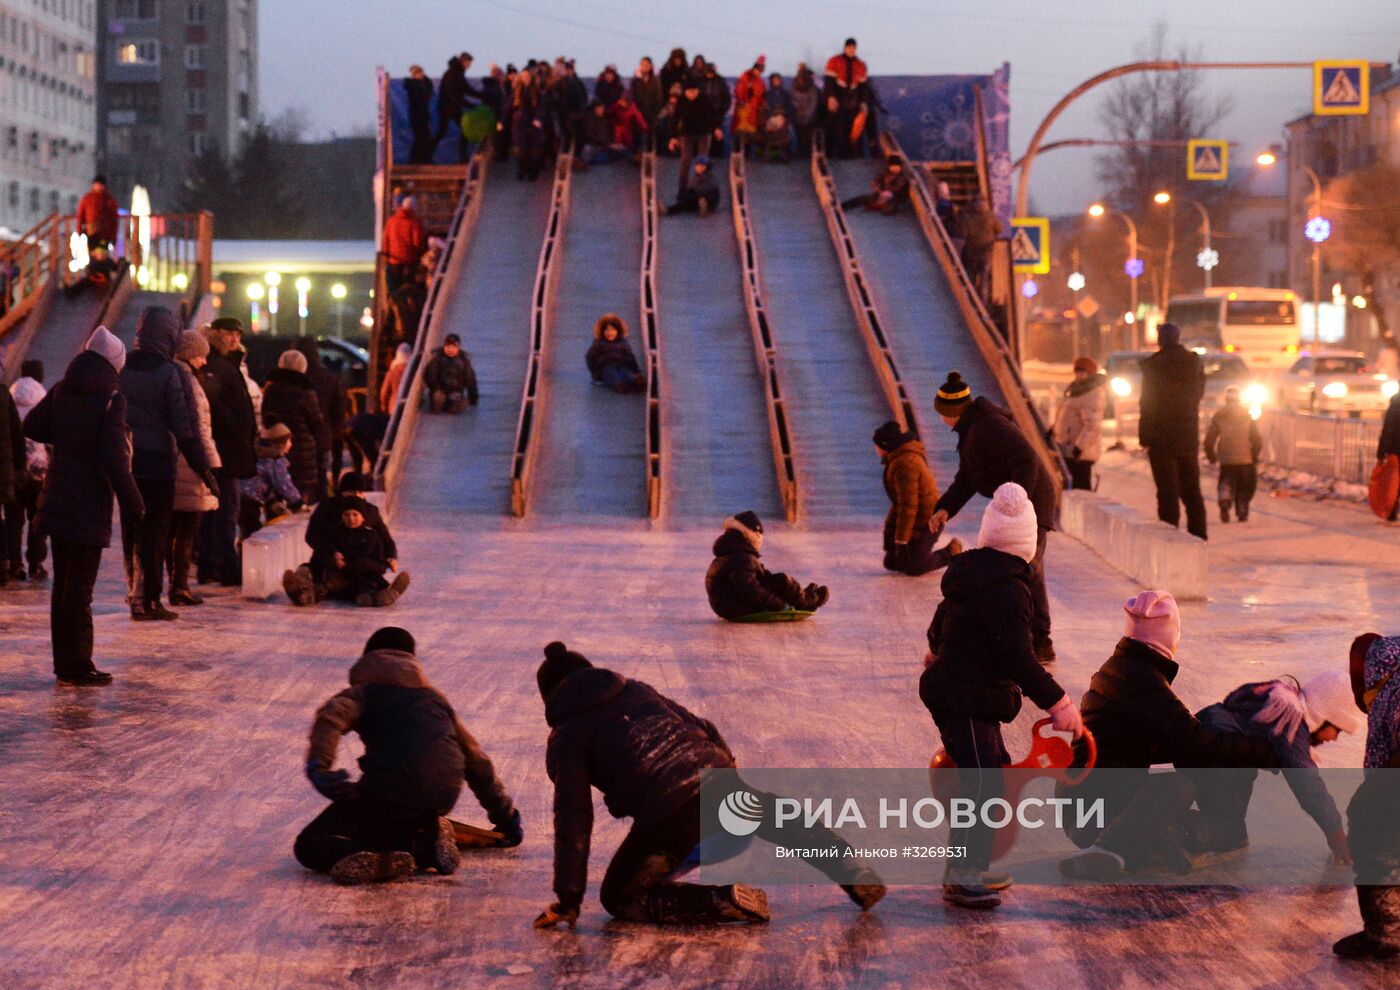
[1,439,1394,987]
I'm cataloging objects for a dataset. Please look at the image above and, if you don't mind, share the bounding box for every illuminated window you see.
[117,41,159,66]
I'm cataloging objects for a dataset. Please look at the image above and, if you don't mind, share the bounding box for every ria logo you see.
[717,790,765,836]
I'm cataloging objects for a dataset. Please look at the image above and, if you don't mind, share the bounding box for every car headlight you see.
[1243,383,1269,407]
[1321,381,1348,399]
[1110,376,1132,398]
[1384,380,1400,399]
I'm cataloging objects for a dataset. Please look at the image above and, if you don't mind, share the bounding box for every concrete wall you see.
[1060,489,1208,600]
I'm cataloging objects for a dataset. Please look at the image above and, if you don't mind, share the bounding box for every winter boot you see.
[282,566,317,606]
[170,588,204,606]
[1333,931,1400,961]
[981,871,1014,891]
[712,883,770,923]
[1219,502,1230,524]
[801,583,830,611]
[1034,636,1056,665]
[942,874,1001,909]
[422,817,461,875]
[926,537,964,573]
[840,869,887,910]
[329,850,415,886]
[1058,845,1125,880]
[133,600,179,621]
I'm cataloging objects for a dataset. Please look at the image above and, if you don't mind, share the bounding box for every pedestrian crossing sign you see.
[1187,140,1228,181]
[1010,217,1049,274]
[1314,61,1368,116]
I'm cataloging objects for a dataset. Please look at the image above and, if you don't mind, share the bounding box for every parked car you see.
[1105,350,1269,427]
[241,334,368,392]
[1277,349,1399,418]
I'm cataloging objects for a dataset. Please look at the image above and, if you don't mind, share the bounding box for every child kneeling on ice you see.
[531,641,884,929]
[1334,633,1400,962]
[704,510,828,620]
[283,495,409,607]
[294,626,523,884]
[919,482,1084,909]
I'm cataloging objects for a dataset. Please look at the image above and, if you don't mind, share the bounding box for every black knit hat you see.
[210,316,244,333]
[934,372,973,417]
[844,37,857,47]
[337,471,369,495]
[537,641,593,701]
[724,510,763,536]
[339,495,371,518]
[365,626,415,654]
[873,420,913,451]
[444,333,461,346]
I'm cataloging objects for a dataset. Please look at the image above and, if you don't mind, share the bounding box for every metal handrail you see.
[639,150,664,519]
[510,144,575,517]
[373,151,488,509]
[728,153,800,522]
[809,132,923,439]
[882,131,1069,495]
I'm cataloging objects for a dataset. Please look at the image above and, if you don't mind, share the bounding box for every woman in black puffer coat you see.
[261,350,327,503]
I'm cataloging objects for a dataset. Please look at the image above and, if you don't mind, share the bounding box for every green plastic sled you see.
[732,610,815,623]
[460,105,497,142]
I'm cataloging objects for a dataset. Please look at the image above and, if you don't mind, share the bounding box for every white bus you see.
[1164,288,1302,371]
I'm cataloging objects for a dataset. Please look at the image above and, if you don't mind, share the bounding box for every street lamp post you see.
[1089,203,1139,348]
[1154,191,1214,290]
[295,277,312,337]
[264,271,282,335]
[1257,149,1325,342]
[331,282,348,335]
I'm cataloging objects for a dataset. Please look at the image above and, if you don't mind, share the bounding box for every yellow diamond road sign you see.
[1010,217,1049,275]
[1314,61,1368,116]
[1187,140,1228,181]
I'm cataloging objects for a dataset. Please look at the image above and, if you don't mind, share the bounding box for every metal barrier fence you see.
[809,134,922,437]
[882,132,1069,495]
[510,144,574,517]
[639,150,664,519]
[1257,409,1382,486]
[729,153,800,522]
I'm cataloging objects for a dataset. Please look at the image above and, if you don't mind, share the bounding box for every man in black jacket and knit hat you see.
[704,510,828,620]
[1138,322,1208,540]
[295,626,522,885]
[929,372,1059,662]
[532,642,885,929]
[199,317,257,585]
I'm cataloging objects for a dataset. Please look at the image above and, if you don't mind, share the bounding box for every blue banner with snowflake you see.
[873,65,1012,226]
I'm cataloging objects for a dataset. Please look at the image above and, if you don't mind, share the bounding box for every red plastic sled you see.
[1370,454,1400,519]
[930,719,1097,861]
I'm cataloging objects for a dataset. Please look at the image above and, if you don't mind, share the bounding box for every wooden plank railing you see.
[809,134,924,439]
[510,145,575,517]
[882,131,1068,495]
[639,150,664,519]
[373,152,489,512]
[728,153,799,522]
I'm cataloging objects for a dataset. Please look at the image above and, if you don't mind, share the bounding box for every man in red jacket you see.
[382,195,427,295]
[76,176,120,248]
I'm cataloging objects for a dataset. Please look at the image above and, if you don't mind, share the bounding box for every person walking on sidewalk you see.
[1139,322,1207,540]
[1053,357,1107,491]
[1204,386,1262,524]
[24,328,144,685]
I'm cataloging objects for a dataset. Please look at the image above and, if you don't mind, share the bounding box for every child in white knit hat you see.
[920,482,1083,909]
[1190,669,1362,863]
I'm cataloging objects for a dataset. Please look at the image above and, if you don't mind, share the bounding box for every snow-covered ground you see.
[1,441,1396,988]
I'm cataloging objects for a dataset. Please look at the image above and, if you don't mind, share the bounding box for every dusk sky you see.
[262,0,1398,214]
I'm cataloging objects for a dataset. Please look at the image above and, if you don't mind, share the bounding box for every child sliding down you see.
[283,495,410,608]
[704,511,829,621]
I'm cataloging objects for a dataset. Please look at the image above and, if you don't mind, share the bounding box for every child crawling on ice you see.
[283,495,410,607]
[704,511,828,621]
[294,626,523,885]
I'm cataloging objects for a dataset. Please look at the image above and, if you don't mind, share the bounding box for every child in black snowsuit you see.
[704,511,829,620]
[283,494,409,607]
[294,626,524,885]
